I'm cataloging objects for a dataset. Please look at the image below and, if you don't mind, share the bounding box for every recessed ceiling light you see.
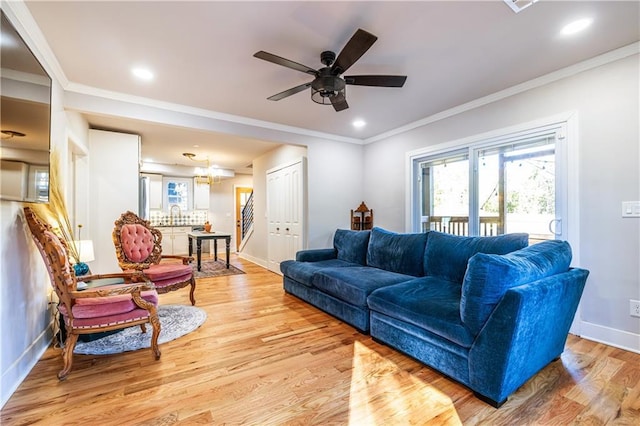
[561,18,593,36]
[353,119,366,129]
[132,67,154,81]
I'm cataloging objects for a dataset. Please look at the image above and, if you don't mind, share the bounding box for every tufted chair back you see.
[120,223,156,263]
[113,211,163,270]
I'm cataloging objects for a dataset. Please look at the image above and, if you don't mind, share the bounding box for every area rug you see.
[73,304,207,355]
[192,259,245,278]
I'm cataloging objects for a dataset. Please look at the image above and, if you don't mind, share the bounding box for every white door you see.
[267,170,283,271]
[267,159,305,274]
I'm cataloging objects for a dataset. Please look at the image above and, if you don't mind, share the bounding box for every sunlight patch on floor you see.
[347,341,462,425]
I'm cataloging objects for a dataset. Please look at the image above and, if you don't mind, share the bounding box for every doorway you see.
[235,186,253,250]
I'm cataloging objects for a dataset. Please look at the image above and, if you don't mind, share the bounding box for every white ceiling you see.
[23,1,640,173]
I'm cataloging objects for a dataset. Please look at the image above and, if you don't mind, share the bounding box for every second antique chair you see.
[113,211,196,305]
[24,207,161,380]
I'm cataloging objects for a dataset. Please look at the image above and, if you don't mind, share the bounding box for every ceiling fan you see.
[254,28,407,112]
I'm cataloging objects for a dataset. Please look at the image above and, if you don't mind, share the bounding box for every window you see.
[477,137,556,241]
[163,177,192,212]
[419,150,470,234]
[410,119,572,244]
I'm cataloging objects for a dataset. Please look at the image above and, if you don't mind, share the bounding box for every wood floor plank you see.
[2,254,639,425]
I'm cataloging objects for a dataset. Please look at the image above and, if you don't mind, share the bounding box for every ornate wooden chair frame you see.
[23,207,161,380]
[112,211,196,305]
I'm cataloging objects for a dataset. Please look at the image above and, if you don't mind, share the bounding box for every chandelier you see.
[182,152,222,185]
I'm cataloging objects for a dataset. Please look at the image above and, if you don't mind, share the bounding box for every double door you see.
[267,159,305,274]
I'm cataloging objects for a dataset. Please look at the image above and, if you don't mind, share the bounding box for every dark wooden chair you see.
[23,207,161,380]
[112,211,196,305]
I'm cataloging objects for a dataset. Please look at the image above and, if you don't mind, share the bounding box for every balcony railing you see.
[241,191,254,240]
[422,216,502,236]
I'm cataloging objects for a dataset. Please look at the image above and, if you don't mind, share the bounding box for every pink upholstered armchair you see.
[23,207,161,380]
[112,211,196,305]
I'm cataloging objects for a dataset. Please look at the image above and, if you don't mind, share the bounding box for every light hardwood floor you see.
[2,255,639,425]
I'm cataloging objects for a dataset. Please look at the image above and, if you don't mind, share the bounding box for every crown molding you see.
[365,42,640,144]
[65,82,363,145]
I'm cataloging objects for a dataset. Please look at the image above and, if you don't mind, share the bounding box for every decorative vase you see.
[73,262,90,276]
[204,222,212,232]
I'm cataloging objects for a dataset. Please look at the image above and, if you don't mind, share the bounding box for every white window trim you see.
[405,111,580,267]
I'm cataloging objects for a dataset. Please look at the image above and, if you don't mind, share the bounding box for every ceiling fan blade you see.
[254,51,318,76]
[330,92,349,112]
[331,29,378,75]
[344,75,407,87]
[267,82,312,101]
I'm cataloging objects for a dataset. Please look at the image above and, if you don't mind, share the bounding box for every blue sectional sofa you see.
[280,227,588,407]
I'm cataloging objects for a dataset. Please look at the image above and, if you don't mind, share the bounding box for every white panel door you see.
[282,161,303,261]
[267,159,305,274]
[267,170,282,271]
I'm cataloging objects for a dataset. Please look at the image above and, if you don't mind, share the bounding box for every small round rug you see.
[73,304,207,356]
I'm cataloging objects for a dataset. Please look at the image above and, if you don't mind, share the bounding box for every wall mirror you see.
[0,10,52,203]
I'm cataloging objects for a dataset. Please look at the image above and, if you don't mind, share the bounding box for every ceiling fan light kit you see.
[254,28,407,112]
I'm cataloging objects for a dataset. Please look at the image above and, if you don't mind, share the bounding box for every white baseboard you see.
[1,324,53,409]
[237,252,273,272]
[578,320,640,354]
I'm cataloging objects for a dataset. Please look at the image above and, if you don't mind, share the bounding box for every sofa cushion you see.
[313,266,414,307]
[366,227,428,277]
[424,231,529,283]
[368,277,475,348]
[461,239,573,335]
[334,229,371,266]
[280,259,357,287]
[144,263,192,281]
[296,248,336,262]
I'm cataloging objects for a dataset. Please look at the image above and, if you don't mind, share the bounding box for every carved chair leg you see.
[58,333,79,380]
[189,276,196,306]
[140,323,147,333]
[131,292,162,360]
[149,315,161,360]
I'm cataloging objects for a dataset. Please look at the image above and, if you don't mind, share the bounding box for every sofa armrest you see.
[468,268,588,405]
[296,248,337,262]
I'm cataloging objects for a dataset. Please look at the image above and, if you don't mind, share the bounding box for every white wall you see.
[88,130,141,274]
[305,140,365,248]
[209,173,253,251]
[241,139,364,267]
[364,53,640,352]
